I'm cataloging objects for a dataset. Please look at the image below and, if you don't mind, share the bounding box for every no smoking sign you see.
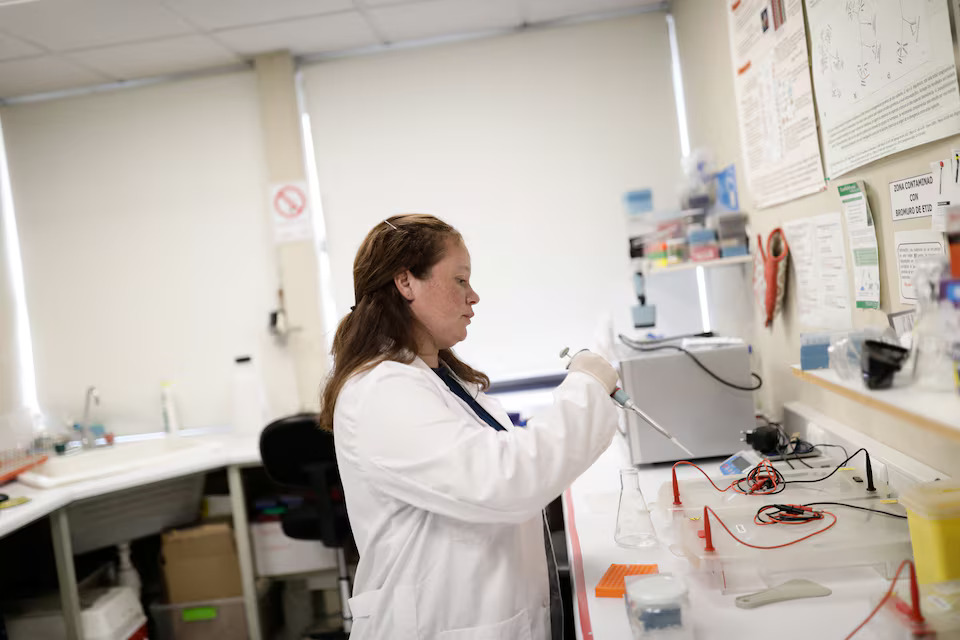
[269,181,313,244]
[274,184,307,219]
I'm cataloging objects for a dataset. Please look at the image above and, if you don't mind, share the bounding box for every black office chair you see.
[259,413,353,639]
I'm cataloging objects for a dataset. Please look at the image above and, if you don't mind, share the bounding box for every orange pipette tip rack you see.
[595,564,659,598]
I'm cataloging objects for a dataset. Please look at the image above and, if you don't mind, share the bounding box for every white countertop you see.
[563,435,905,639]
[792,366,960,440]
[0,433,261,539]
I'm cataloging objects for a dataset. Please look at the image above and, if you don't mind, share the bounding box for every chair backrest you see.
[260,413,335,487]
[259,413,350,547]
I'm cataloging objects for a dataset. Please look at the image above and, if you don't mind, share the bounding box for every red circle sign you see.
[273,185,307,219]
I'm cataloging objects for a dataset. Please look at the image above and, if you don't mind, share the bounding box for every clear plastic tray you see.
[657,465,893,513]
[669,501,911,593]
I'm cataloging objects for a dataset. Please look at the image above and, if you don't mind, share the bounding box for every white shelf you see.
[645,254,752,274]
[792,366,960,442]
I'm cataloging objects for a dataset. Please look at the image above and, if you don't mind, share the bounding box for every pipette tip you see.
[670,437,695,457]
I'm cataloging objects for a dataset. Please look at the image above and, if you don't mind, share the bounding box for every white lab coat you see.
[333,356,619,640]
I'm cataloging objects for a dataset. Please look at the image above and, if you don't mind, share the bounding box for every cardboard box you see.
[162,523,243,604]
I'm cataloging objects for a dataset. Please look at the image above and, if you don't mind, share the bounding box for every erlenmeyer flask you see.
[615,468,658,548]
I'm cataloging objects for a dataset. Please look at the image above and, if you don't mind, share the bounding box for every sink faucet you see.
[81,386,100,448]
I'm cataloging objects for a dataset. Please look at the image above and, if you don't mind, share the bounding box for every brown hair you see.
[318,214,489,431]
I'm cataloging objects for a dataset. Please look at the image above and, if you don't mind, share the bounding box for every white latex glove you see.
[567,350,619,395]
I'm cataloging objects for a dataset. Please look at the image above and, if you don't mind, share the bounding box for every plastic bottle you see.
[160,382,180,436]
[231,356,270,436]
[116,542,141,597]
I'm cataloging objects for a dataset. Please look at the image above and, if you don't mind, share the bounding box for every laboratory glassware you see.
[615,468,659,549]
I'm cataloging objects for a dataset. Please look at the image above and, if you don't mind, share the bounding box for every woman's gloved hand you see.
[567,350,619,395]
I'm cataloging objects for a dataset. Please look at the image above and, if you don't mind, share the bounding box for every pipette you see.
[560,347,695,457]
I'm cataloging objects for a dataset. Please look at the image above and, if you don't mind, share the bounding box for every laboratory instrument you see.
[718,449,762,475]
[560,348,695,457]
[680,501,911,593]
[616,342,753,463]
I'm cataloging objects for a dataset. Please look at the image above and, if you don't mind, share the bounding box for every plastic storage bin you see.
[150,597,248,640]
[250,520,337,577]
[900,480,960,584]
[5,587,146,640]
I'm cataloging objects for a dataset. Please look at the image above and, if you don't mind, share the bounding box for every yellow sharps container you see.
[900,480,960,584]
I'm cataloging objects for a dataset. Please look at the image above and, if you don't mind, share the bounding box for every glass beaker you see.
[615,468,659,548]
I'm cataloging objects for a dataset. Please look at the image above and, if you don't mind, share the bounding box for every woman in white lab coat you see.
[319,214,621,640]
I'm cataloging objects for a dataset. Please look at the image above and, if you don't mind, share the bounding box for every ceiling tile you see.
[369,0,522,42]
[161,0,354,31]
[214,11,379,56]
[0,55,111,98]
[362,0,427,5]
[67,35,241,81]
[0,31,44,61]
[524,0,659,23]
[0,0,194,52]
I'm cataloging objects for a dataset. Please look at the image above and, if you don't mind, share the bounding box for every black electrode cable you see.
[785,448,876,492]
[618,334,762,391]
[801,502,907,520]
[810,443,850,460]
[732,447,877,496]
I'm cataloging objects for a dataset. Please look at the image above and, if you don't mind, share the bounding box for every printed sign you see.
[895,229,946,304]
[269,181,313,244]
[889,173,936,221]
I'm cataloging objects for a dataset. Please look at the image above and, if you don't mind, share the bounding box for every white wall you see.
[0,138,20,415]
[302,14,684,379]
[0,71,299,434]
[671,0,960,472]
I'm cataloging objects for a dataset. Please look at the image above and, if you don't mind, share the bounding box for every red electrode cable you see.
[700,505,837,552]
[672,461,737,505]
[671,459,783,505]
[845,559,926,639]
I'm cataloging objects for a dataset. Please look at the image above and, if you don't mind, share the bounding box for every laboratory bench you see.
[0,432,276,640]
[0,424,925,640]
[561,434,912,639]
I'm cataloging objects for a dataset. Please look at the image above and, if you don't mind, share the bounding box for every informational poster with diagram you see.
[726,0,826,209]
[838,181,880,309]
[783,212,853,329]
[806,0,960,179]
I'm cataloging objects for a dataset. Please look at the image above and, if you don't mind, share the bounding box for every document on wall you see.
[726,0,825,209]
[806,0,960,179]
[895,229,946,304]
[838,182,880,309]
[889,172,936,222]
[783,212,853,329]
[930,152,960,232]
